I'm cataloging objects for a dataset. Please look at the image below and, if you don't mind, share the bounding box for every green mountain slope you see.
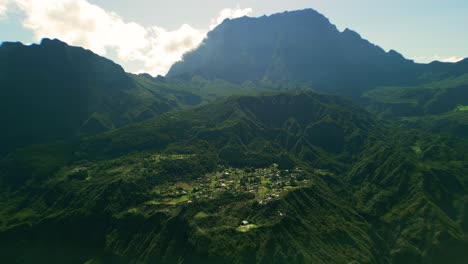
[0,39,200,157]
[365,73,468,117]
[364,73,468,137]
[0,92,466,263]
[347,131,468,263]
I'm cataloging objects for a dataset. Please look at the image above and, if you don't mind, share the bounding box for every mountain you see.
[364,72,468,137]
[399,110,468,139]
[365,72,468,117]
[0,39,200,157]
[1,7,468,264]
[1,92,466,263]
[167,9,468,97]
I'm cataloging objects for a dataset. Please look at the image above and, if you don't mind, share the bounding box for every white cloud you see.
[6,0,253,76]
[209,7,253,30]
[413,54,465,63]
[141,24,206,76]
[436,55,465,63]
[0,0,9,19]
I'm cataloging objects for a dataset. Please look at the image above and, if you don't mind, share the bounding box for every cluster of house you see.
[154,164,312,205]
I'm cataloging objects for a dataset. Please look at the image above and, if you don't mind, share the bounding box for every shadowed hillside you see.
[0,39,200,157]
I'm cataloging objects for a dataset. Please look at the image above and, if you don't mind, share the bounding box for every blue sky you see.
[1,0,467,76]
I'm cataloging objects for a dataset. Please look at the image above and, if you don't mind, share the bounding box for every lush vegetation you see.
[364,73,468,139]
[365,73,468,117]
[1,8,467,264]
[0,92,467,263]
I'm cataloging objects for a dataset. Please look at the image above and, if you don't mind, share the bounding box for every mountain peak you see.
[270,8,332,25]
[0,41,24,49]
[1,39,69,50]
[282,8,318,14]
[167,9,413,92]
[342,28,362,38]
[40,38,68,47]
[387,49,406,60]
[278,8,325,18]
[217,8,331,28]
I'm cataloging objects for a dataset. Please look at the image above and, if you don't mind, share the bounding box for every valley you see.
[0,6,467,264]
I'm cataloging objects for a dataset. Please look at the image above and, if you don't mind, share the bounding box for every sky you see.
[1,0,467,76]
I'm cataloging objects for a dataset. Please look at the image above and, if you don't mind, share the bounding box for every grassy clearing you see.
[127,208,139,214]
[145,195,190,205]
[456,105,468,111]
[107,165,132,175]
[411,146,422,155]
[175,182,193,190]
[236,224,259,233]
[149,153,195,162]
[194,211,209,219]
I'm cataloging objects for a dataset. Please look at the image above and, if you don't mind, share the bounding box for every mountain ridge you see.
[167,8,467,98]
[0,38,201,157]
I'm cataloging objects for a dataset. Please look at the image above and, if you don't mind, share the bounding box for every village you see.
[148,164,315,206]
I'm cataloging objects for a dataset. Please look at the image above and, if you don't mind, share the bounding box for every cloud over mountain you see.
[413,54,465,63]
[7,0,252,76]
[209,7,253,30]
